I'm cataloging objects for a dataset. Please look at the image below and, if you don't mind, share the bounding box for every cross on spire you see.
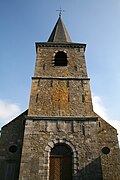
[56,7,65,17]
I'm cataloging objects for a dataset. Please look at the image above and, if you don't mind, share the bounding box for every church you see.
[0,15,120,180]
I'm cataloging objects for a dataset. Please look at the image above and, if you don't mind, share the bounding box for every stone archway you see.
[49,143,72,180]
[44,139,78,180]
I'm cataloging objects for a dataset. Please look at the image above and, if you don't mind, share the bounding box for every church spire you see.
[48,16,72,43]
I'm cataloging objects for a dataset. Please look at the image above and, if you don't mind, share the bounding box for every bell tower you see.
[19,16,120,180]
[28,16,93,118]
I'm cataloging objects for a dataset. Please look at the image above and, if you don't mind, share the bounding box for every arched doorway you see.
[49,143,73,180]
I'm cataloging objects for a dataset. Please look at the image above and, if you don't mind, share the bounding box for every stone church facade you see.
[0,17,120,180]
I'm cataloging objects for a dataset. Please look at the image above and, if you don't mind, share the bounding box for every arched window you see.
[49,143,72,180]
[54,51,67,66]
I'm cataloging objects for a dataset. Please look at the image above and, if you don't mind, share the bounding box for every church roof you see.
[48,17,72,43]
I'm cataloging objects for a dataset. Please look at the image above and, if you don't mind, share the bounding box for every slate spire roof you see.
[48,17,72,43]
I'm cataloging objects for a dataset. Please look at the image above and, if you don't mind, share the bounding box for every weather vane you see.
[56,7,65,17]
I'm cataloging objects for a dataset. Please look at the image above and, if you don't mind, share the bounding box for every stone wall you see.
[19,117,103,180]
[96,114,120,180]
[28,78,94,117]
[0,110,27,180]
[28,44,94,117]
[34,44,87,78]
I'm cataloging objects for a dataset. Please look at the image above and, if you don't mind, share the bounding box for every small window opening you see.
[54,51,67,66]
[38,79,40,86]
[50,80,53,87]
[43,64,45,70]
[82,125,85,136]
[36,94,39,103]
[99,122,101,127]
[102,147,110,155]
[9,145,18,153]
[81,80,83,87]
[67,80,69,87]
[74,65,77,71]
[82,94,85,103]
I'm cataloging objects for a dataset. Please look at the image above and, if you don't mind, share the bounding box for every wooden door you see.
[61,156,72,180]
[50,157,61,180]
[49,144,72,180]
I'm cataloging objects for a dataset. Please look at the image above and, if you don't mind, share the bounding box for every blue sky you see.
[0,0,120,142]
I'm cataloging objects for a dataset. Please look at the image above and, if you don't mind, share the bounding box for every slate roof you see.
[48,17,72,43]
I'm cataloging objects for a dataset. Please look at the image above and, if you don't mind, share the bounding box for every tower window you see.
[54,51,67,66]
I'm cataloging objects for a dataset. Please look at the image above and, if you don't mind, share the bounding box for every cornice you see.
[26,116,98,122]
[32,76,90,80]
[35,42,86,50]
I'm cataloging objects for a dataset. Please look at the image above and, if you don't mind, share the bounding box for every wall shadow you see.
[74,157,103,180]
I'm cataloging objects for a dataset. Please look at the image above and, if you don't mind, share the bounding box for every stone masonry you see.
[0,16,120,180]
[19,17,120,180]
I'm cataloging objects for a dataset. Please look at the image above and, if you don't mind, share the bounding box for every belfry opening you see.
[54,51,67,66]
